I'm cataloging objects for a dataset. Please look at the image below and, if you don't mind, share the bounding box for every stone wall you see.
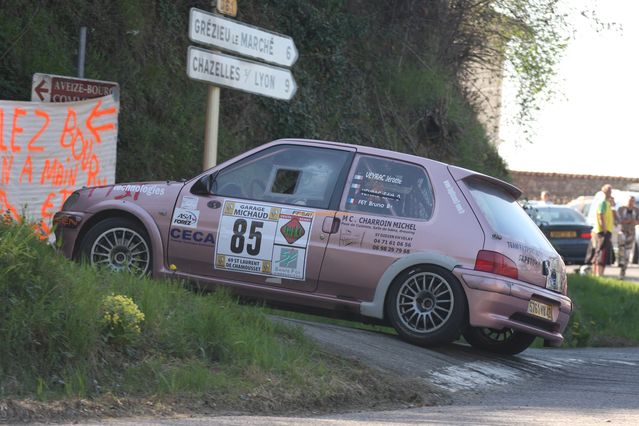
[510,171,639,204]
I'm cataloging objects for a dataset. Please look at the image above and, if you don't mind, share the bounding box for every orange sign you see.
[0,95,118,235]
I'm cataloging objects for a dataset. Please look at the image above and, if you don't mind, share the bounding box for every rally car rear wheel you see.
[463,326,536,355]
[386,265,467,346]
[79,217,151,276]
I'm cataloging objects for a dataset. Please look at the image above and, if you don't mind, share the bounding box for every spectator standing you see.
[593,184,615,276]
[540,191,553,204]
[617,195,639,279]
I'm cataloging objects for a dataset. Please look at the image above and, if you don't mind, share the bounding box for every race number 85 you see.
[230,219,263,256]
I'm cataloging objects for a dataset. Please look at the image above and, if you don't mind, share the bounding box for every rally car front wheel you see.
[79,217,152,277]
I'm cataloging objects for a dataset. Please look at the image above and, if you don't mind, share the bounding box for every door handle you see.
[322,217,341,234]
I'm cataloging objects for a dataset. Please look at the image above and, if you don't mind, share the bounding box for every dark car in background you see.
[526,204,592,264]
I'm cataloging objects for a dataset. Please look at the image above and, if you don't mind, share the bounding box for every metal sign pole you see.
[203,85,220,170]
[78,27,87,78]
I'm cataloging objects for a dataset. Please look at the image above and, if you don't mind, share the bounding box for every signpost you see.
[216,0,237,17]
[189,8,298,67]
[187,6,298,170]
[31,73,119,103]
[187,47,297,101]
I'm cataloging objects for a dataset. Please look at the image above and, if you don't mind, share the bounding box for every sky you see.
[498,0,639,178]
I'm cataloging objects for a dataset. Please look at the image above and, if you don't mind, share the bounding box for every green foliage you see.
[0,0,518,182]
[496,0,570,133]
[0,221,330,398]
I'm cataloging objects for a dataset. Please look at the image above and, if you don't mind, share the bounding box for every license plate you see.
[549,230,576,238]
[527,299,553,321]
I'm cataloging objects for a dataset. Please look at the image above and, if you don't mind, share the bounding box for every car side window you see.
[213,145,351,209]
[344,155,434,220]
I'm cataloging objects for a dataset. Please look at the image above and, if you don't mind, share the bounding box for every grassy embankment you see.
[564,274,639,347]
[0,222,436,419]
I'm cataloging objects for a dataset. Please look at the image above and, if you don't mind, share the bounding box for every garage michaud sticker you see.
[215,201,314,280]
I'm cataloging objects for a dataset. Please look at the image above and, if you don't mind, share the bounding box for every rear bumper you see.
[454,268,572,346]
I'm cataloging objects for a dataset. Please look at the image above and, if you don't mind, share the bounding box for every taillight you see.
[474,250,518,280]
[580,232,591,239]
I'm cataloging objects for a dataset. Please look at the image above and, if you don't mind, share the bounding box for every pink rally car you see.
[54,139,571,354]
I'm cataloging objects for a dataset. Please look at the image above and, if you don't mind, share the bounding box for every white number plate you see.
[527,299,553,321]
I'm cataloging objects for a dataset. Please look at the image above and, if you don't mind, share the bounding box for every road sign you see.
[216,0,237,17]
[189,8,298,68]
[187,46,297,101]
[31,73,119,103]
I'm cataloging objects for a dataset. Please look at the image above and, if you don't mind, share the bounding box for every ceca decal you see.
[215,201,314,280]
[170,228,215,246]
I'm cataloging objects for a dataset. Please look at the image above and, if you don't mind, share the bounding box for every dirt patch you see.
[0,356,449,424]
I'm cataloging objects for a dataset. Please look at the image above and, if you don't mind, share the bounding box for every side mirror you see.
[191,173,217,195]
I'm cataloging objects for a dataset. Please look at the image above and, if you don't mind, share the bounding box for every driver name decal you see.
[215,201,314,280]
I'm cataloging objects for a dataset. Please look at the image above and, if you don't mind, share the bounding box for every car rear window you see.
[531,207,587,225]
[465,178,551,246]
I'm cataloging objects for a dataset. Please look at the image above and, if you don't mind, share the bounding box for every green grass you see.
[563,274,639,347]
[0,222,357,401]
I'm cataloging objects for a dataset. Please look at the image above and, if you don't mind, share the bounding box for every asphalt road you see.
[86,319,639,426]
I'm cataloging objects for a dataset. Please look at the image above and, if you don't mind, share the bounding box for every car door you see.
[167,143,354,293]
[318,154,436,302]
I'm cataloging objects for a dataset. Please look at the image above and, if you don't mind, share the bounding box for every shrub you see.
[101,294,145,345]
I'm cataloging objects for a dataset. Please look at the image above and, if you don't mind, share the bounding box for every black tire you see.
[79,217,152,276]
[463,326,536,355]
[385,265,467,347]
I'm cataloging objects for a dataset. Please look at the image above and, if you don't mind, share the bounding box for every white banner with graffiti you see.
[0,95,118,232]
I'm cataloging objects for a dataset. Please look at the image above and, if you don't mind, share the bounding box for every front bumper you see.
[454,268,572,346]
[53,211,90,259]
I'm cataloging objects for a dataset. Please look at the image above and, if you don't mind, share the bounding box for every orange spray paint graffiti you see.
[0,95,118,234]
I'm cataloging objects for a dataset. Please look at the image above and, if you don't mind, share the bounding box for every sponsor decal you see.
[340,213,415,254]
[181,196,199,210]
[442,180,466,214]
[171,208,199,229]
[112,184,165,196]
[272,246,305,279]
[280,217,305,244]
[170,228,215,246]
[278,247,299,268]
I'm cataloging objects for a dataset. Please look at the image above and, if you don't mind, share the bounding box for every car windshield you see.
[465,179,553,249]
[530,207,587,225]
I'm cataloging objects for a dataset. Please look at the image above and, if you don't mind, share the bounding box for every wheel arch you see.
[360,251,464,320]
[73,204,165,275]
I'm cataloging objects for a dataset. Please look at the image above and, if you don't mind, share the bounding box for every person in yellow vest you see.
[593,184,615,276]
